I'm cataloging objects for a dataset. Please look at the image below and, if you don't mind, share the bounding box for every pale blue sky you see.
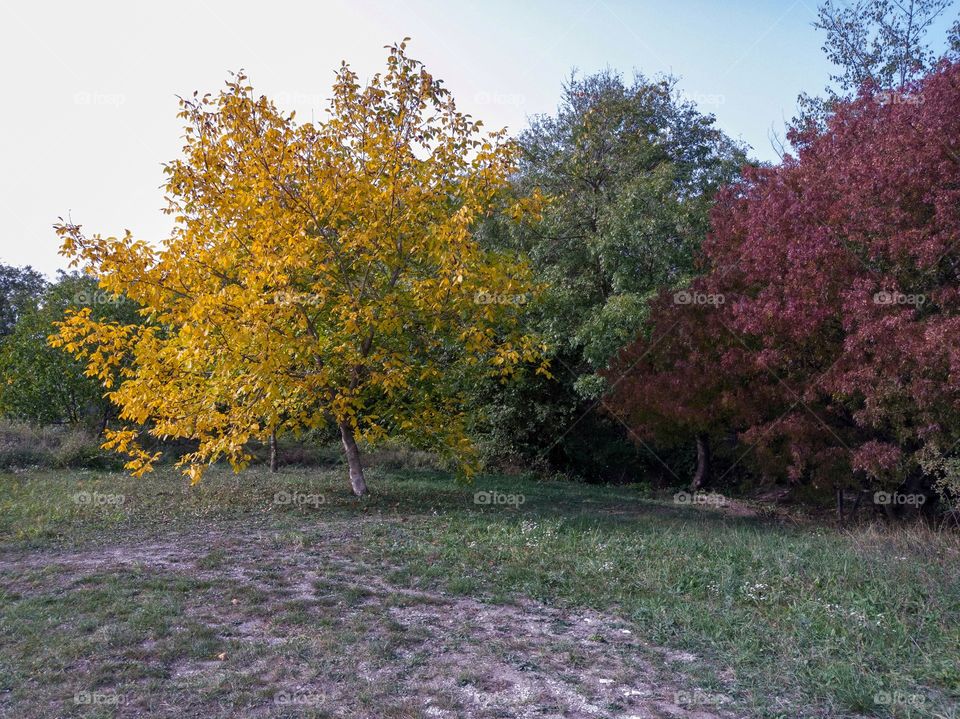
[0,0,950,276]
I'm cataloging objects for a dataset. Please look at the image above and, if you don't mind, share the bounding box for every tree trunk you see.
[690,433,710,492]
[339,421,367,497]
[269,431,278,473]
[883,501,897,522]
[849,489,864,519]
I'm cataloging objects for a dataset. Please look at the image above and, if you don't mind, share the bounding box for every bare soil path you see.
[0,520,739,718]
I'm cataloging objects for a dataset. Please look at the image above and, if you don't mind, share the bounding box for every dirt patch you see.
[0,524,742,718]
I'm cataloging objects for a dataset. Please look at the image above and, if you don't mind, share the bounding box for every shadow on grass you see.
[0,463,795,550]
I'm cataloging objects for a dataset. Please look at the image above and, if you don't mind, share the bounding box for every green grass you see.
[377,509,960,716]
[0,464,957,718]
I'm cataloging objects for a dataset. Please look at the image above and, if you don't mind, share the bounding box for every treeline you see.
[607,62,960,518]
[0,269,138,428]
[2,1,959,517]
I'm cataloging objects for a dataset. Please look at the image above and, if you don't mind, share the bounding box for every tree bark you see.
[690,433,710,492]
[339,421,367,496]
[849,489,864,519]
[269,431,278,473]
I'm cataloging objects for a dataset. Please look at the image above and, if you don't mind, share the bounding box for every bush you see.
[245,431,442,473]
[0,420,121,470]
[361,442,442,472]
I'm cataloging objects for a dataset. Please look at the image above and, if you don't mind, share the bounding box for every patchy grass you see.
[0,465,957,718]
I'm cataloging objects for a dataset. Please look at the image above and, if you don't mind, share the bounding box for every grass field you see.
[0,464,957,718]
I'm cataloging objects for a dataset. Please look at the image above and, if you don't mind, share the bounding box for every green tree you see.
[0,272,137,427]
[796,0,958,134]
[474,71,745,479]
[0,264,46,337]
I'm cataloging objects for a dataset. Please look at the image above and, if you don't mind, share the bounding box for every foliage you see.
[608,61,960,502]
[796,0,958,136]
[473,70,746,478]
[0,419,121,469]
[0,264,46,337]
[0,272,137,426]
[51,41,548,489]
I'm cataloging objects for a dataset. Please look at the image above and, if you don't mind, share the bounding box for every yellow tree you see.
[52,40,548,495]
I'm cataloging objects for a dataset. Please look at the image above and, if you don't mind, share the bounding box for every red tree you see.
[606,61,960,505]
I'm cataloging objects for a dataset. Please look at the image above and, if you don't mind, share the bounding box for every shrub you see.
[0,420,121,470]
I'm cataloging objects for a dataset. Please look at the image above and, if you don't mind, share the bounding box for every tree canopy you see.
[607,60,960,505]
[473,70,745,478]
[795,0,958,136]
[52,41,548,494]
[0,272,137,426]
[0,265,46,338]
